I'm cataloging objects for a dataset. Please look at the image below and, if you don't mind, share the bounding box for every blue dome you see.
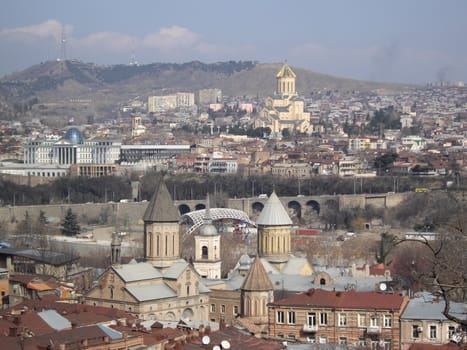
[64,127,84,144]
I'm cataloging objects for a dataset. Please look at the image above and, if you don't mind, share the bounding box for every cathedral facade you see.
[256,63,311,135]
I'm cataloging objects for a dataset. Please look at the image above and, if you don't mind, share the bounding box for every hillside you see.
[0,60,415,122]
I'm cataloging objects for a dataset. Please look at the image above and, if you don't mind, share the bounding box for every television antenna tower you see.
[60,24,67,61]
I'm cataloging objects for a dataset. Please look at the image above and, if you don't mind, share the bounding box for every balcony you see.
[303,324,318,332]
[366,326,381,334]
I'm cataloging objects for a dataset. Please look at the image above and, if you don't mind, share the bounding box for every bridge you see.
[180,208,256,235]
[0,192,408,231]
[175,192,408,220]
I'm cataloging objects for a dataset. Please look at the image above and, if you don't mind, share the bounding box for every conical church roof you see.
[241,256,273,291]
[256,191,292,226]
[143,180,179,222]
[276,63,296,79]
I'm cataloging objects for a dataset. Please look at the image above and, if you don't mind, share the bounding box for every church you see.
[84,181,210,321]
[256,63,311,135]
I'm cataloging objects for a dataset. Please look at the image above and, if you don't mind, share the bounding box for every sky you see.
[1,0,466,84]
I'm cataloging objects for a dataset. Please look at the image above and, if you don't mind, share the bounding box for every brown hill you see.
[0,60,416,123]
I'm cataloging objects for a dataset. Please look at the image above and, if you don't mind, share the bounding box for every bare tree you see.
[387,193,467,326]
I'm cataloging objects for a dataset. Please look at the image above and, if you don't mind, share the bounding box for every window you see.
[358,338,366,347]
[384,315,392,328]
[338,313,347,327]
[358,313,366,327]
[210,304,216,312]
[319,336,327,344]
[307,335,316,343]
[277,311,285,324]
[221,304,226,314]
[339,337,347,345]
[430,325,437,339]
[320,312,328,325]
[202,246,208,259]
[307,312,316,326]
[412,325,421,338]
[384,339,392,350]
[288,311,296,324]
[370,315,379,327]
[288,334,296,340]
[233,305,239,314]
[448,326,456,337]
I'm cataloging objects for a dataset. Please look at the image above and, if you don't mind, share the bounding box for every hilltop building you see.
[256,63,311,135]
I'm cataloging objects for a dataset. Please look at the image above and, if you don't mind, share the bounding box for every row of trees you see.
[0,170,460,206]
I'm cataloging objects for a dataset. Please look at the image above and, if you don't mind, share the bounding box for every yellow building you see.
[257,64,311,135]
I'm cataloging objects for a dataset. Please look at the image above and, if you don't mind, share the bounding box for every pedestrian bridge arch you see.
[180,208,256,235]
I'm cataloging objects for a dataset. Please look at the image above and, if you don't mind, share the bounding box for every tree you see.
[36,210,48,235]
[16,211,33,235]
[61,208,80,236]
[384,193,467,327]
[374,153,398,174]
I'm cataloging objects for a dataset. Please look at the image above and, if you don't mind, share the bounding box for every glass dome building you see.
[63,127,84,144]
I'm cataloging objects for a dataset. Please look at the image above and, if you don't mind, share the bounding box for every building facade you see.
[257,64,311,135]
[268,289,408,348]
[24,128,121,165]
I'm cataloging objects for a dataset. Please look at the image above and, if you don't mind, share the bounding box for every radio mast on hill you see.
[60,24,67,61]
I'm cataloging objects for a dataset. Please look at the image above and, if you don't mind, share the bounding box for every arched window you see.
[320,278,326,286]
[202,246,208,259]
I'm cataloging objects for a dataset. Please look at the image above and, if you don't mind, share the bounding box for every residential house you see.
[268,288,408,349]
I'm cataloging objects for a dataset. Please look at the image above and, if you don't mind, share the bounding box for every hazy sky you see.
[1,0,466,83]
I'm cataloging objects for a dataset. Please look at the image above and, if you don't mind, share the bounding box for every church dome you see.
[63,127,84,144]
[256,191,292,226]
[199,222,218,236]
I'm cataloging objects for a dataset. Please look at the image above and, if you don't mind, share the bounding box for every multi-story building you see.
[148,92,195,112]
[400,292,466,349]
[268,288,408,349]
[119,144,191,165]
[24,128,121,165]
[198,88,222,106]
[271,162,312,178]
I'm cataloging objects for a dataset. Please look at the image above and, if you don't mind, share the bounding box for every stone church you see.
[256,63,311,135]
[84,181,210,321]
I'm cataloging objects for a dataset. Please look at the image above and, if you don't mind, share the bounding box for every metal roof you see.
[126,283,176,302]
[163,261,189,279]
[38,310,72,331]
[256,191,292,226]
[97,324,123,340]
[112,262,162,282]
[181,208,255,235]
[401,291,467,321]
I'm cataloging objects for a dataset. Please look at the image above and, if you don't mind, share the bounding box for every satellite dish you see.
[202,335,210,345]
[213,346,221,350]
[221,340,231,349]
[379,282,387,291]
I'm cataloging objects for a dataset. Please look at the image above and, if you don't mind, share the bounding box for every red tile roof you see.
[270,288,406,311]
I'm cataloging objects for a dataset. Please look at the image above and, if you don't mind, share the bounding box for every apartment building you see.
[268,288,408,349]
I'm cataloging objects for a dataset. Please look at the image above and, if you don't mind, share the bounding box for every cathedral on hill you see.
[255,63,311,135]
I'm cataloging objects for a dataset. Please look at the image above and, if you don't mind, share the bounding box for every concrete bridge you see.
[0,192,408,229]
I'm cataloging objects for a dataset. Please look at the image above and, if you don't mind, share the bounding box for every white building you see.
[23,128,121,166]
